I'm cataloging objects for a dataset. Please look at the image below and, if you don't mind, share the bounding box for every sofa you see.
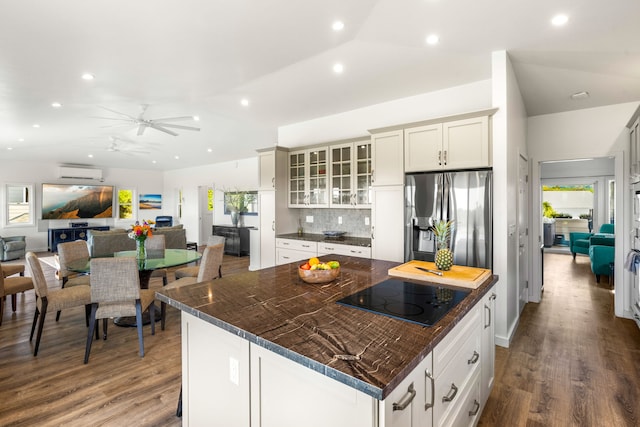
[87,225,187,257]
[569,223,614,259]
[0,235,26,261]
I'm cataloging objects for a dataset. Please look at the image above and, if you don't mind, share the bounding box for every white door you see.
[518,155,529,312]
[199,186,213,246]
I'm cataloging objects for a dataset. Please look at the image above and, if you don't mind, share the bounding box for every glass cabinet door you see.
[308,148,328,206]
[329,141,371,208]
[355,142,372,205]
[331,145,352,206]
[289,152,306,206]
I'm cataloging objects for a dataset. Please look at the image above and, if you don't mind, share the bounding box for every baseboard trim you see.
[495,315,521,348]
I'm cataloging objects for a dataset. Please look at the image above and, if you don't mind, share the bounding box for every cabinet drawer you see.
[275,238,317,252]
[276,248,316,265]
[444,370,481,427]
[433,305,480,374]
[317,242,371,259]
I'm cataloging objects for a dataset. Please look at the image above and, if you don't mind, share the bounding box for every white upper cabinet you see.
[405,115,490,172]
[371,130,404,186]
[288,147,329,208]
[259,150,276,190]
[329,139,372,208]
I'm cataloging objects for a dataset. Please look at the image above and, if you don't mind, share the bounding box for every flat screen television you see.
[41,183,114,219]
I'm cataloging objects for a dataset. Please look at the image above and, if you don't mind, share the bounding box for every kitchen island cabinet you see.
[157,256,497,426]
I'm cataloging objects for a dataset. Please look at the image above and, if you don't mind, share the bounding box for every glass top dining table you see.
[67,248,202,289]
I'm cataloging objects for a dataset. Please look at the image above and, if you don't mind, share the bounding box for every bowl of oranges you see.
[298,257,341,284]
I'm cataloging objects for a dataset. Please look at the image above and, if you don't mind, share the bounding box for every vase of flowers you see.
[226,190,254,227]
[129,220,154,259]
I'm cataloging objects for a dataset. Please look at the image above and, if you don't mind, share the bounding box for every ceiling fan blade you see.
[152,123,200,131]
[150,116,195,123]
[149,123,179,136]
[89,116,135,121]
[137,104,149,120]
[137,124,148,136]
[98,106,138,121]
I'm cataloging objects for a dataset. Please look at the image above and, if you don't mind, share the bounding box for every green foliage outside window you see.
[119,189,133,219]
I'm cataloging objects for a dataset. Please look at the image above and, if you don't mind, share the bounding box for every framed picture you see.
[224,191,258,216]
[139,194,162,210]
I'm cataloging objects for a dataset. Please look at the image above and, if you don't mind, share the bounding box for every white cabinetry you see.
[276,238,318,265]
[329,139,372,208]
[258,147,293,269]
[318,241,371,258]
[371,186,404,262]
[481,286,497,408]
[288,147,329,208]
[371,130,404,186]
[629,109,640,179]
[404,116,490,172]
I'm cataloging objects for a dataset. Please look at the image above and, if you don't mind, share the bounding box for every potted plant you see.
[226,190,255,226]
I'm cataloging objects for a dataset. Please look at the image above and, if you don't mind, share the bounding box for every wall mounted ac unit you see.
[57,166,104,181]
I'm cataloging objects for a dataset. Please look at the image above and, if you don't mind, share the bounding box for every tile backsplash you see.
[296,208,372,238]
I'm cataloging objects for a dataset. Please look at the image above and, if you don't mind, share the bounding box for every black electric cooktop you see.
[337,278,470,327]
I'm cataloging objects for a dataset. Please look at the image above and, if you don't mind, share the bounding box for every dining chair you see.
[174,235,225,280]
[56,240,92,321]
[145,235,167,286]
[25,252,91,356]
[161,243,224,330]
[84,257,156,363]
[0,263,33,326]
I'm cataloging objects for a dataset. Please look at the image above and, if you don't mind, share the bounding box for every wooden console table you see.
[48,226,109,252]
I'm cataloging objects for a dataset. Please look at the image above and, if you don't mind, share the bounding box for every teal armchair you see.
[570,223,614,260]
[589,244,614,283]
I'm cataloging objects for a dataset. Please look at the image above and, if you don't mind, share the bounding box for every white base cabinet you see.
[180,286,495,427]
[276,237,371,265]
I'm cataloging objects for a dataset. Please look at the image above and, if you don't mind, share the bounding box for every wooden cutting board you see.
[388,260,491,289]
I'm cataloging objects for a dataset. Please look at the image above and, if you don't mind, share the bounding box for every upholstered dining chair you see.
[161,243,224,330]
[2,263,25,278]
[84,257,156,363]
[25,252,91,356]
[145,235,167,286]
[56,240,91,321]
[174,235,225,280]
[0,263,33,326]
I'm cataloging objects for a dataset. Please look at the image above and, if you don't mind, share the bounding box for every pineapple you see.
[432,220,454,271]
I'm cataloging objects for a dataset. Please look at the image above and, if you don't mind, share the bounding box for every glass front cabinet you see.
[288,147,329,208]
[330,139,372,208]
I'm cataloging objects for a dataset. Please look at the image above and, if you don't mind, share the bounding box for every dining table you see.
[67,248,202,326]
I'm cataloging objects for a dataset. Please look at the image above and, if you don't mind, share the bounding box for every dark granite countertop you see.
[277,232,371,248]
[156,255,497,400]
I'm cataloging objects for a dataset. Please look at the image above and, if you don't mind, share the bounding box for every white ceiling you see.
[1,0,639,171]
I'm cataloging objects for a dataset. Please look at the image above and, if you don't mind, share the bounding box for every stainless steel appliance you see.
[405,169,492,269]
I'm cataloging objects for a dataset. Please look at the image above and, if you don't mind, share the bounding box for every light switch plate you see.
[365,217,370,225]
[306,215,313,223]
[338,216,342,224]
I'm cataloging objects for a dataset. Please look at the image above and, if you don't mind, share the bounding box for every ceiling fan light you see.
[193,115,200,121]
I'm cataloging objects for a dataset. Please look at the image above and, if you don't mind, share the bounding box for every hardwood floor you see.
[479,253,640,427]
[2,252,639,426]
[0,252,250,427]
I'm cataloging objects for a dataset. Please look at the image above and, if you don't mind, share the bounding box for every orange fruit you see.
[308,257,320,266]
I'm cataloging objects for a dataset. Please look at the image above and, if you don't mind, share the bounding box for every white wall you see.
[491,51,529,347]
[528,101,639,319]
[0,161,164,252]
[278,80,493,146]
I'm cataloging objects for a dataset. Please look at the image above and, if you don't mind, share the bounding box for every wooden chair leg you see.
[0,296,4,326]
[11,294,17,312]
[135,300,144,357]
[30,306,39,341]
[84,304,98,364]
[33,299,48,356]
[150,304,156,336]
[103,318,108,340]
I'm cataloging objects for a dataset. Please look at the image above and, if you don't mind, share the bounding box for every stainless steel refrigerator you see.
[405,169,492,269]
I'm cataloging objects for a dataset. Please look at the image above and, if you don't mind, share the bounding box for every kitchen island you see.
[156,255,498,427]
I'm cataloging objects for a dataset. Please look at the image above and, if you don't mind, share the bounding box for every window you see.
[118,189,134,219]
[6,184,34,226]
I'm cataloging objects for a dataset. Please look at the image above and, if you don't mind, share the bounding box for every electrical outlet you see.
[306,215,313,223]
[365,217,370,225]
[338,216,342,224]
[229,357,239,385]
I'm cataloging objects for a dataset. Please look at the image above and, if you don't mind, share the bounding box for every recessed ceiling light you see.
[207,148,213,153]
[570,91,589,100]
[51,102,62,108]
[333,63,344,74]
[81,73,95,80]
[240,98,250,107]
[192,115,200,121]
[174,155,180,160]
[32,124,40,128]
[152,160,157,164]
[18,138,24,142]
[7,147,13,151]
[425,34,440,45]
[551,14,569,26]
[332,21,344,31]
[88,154,93,158]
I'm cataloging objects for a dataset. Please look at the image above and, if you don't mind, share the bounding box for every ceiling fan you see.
[105,136,156,155]
[93,104,200,136]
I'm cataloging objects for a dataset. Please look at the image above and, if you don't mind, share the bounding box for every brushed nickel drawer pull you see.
[484,304,491,329]
[393,383,416,411]
[442,383,458,402]
[424,370,434,411]
[469,399,480,416]
[468,350,479,365]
